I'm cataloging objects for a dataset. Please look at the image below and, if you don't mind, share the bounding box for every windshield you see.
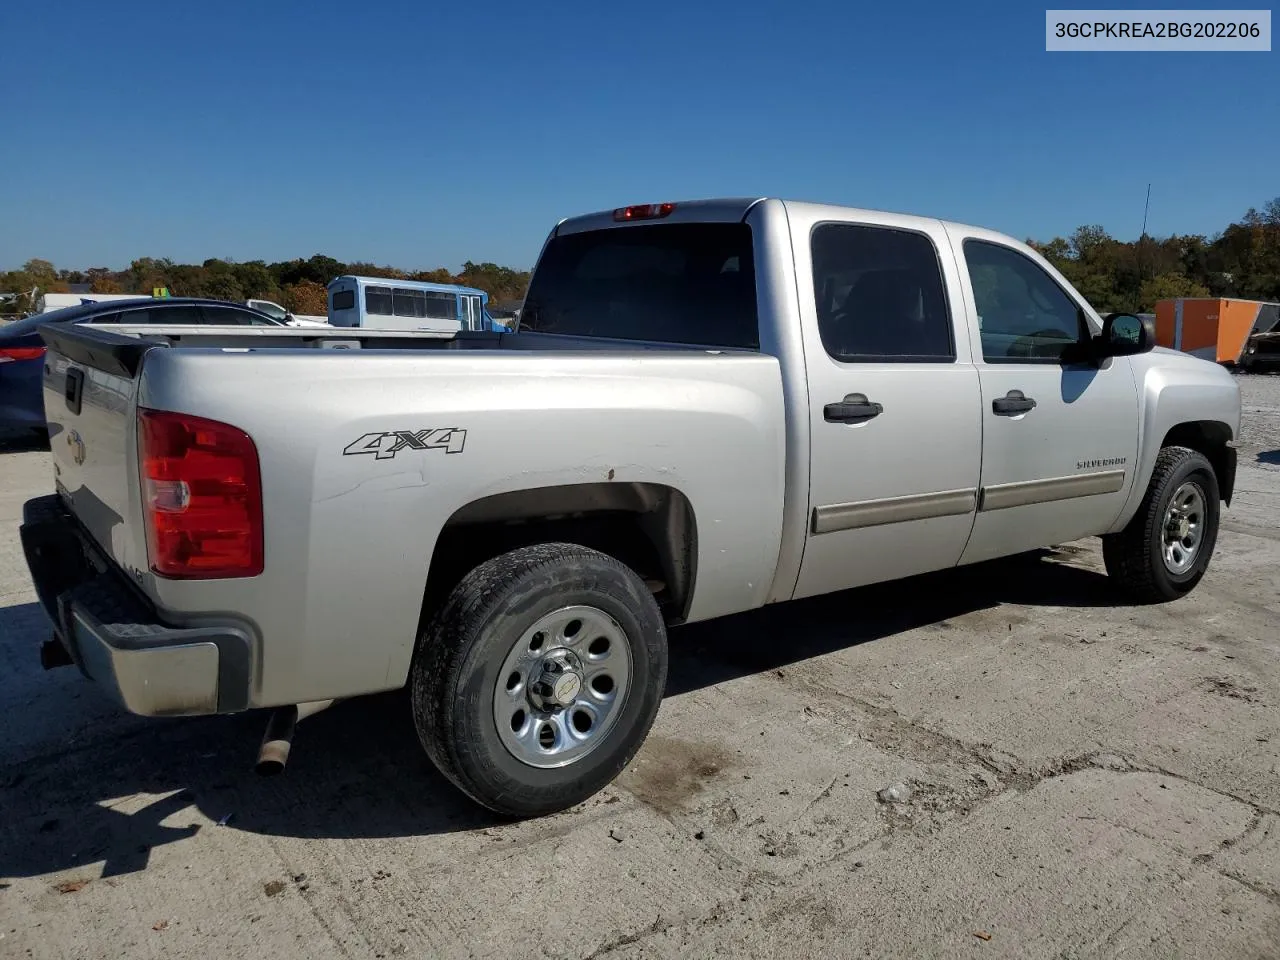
[520,222,759,349]
[251,301,289,320]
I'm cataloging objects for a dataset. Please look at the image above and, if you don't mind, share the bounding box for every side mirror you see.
[1098,312,1153,358]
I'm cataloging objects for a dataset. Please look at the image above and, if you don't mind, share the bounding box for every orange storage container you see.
[1153,298,1280,365]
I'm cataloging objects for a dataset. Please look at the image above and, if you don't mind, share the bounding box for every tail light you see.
[612,202,676,222]
[0,346,45,363]
[137,408,264,578]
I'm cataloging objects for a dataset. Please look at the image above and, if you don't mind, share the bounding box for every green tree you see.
[284,279,328,315]
[23,258,57,288]
[1139,274,1210,307]
[232,261,279,301]
[1068,225,1113,265]
[411,267,455,283]
[345,261,406,280]
[87,267,121,293]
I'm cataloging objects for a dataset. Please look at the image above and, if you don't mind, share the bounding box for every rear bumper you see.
[19,494,252,717]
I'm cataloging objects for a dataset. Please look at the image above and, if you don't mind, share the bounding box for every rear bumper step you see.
[19,494,253,716]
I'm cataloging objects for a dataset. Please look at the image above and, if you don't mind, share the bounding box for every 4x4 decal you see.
[343,428,467,460]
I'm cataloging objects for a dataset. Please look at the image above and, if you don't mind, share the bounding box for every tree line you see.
[1029,197,1280,314]
[0,256,532,317]
[3,197,1278,318]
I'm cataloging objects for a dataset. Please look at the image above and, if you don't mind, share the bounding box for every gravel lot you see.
[2,378,1280,960]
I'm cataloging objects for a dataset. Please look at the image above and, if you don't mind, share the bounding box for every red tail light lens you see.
[612,202,676,222]
[137,408,264,578]
[0,346,45,363]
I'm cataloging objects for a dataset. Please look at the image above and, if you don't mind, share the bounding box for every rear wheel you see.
[1102,445,1220,603]
[411,543,668,817]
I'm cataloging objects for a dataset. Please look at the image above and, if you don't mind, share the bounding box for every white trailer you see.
[37,292,151,313]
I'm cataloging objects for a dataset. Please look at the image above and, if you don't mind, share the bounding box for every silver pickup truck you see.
[20,198,1241,818]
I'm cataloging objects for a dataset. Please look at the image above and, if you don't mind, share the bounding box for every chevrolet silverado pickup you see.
[20,198,1242,817]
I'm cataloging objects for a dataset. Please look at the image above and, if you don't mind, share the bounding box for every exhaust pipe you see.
[254,699,334,776]
[255,705,297,776]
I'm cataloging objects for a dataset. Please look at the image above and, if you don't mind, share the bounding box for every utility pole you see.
[1140,183,1152,282]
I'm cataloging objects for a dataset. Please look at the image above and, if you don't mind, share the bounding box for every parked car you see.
[0,297,283,436]
[245,298,331,328]
[19,198,1241,820]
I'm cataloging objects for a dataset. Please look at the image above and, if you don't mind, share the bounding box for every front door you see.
[950,232,1141,565]
[790,212,983,601]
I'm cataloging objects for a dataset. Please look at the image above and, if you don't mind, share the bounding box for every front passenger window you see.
[963,240,1088,362]
[201,306,275,326]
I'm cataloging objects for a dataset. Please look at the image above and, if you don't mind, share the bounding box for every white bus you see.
[326,276,493,332]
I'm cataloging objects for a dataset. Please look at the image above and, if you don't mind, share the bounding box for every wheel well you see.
[421,482,697,629]
[1161,420,1235,505]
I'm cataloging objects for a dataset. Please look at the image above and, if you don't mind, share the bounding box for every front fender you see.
[1107,350,1242,533]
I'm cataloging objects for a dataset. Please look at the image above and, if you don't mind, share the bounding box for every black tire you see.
[1102,445,1220,603]
[410,542,668,817]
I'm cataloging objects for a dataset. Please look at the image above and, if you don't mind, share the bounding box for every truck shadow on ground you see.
[664,545,1117,697]
[0,547,1121,880]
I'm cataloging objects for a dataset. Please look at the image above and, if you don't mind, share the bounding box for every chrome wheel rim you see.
[493,605,633,769]
[1162,481,1205,575]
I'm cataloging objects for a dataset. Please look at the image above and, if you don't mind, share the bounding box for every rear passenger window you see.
[365,286,393,315]
[115,306,204,324]
[811,224,954,362]
[332,289,355,311]
[392,288,427,318]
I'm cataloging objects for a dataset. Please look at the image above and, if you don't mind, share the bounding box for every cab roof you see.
[552,197,996,241]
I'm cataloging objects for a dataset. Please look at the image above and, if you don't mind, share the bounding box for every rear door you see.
[788,207,983,600]
[948,229,1140,565]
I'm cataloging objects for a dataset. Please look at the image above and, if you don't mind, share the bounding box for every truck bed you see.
[36,320,787,709]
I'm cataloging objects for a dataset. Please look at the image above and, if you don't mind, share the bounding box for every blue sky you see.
[1,0,1275,271]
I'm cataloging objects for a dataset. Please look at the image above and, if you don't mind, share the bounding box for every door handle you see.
[824,393,883,424]
[992,389,1036,416]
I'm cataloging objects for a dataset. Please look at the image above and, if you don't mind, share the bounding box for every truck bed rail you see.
[38,322,504,375]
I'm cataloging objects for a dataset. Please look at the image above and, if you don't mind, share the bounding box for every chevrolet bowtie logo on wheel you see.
[342,428,467,460]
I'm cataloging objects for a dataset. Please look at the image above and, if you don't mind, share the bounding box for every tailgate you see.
[38,323,162,577]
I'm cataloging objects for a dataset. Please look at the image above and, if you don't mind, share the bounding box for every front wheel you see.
[411,543,668,817]
[1102,445,1221,603]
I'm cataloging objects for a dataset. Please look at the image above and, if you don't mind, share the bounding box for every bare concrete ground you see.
[2,380,1280,960]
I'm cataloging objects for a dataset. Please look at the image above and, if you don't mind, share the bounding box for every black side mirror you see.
[1098,312,1154,358]
[1060,312,1154,365]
